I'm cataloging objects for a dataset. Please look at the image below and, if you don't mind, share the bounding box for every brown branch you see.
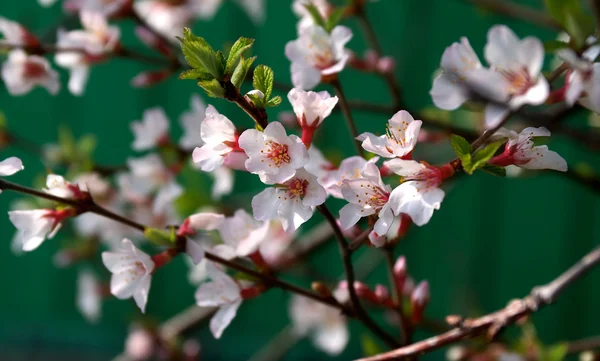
[330,79,365,157]
[384,248,411,345]
[463,0,561,30]
[317,204,400,349]
[224,81,269,129]
[568,335,600,354]
[356,246,600,361]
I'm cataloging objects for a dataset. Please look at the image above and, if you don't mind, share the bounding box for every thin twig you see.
[568,335,600,354]
[384,248,411,345]
[463,0,561,30]
[317,204,400,348]
[356,246,600,361]
[330,79,365,157]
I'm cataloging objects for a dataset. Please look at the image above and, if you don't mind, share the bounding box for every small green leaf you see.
[252,65,274,100]
[471,139,505,171]
[361,334,384,357]
[144,227,174,246]
[450,134,473,172]
[543,0,594,49]
[198,78,226,98]
[543,343,569,361]
[58,125,77,159]
[179,28,223,79]
[77,134,97,156]
[325,7,345,32]
[226,37,255,74]
[480,164,506,177]
[231,56,256,89]
[266,95,282,107]
[179,68,213,81]
[303,3,327,29]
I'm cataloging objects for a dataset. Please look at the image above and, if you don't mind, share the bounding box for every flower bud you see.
[393,256,407,293]
[354,281,378,303]
[411,281,430,324]
[135,26,173,57]
[245,90,264,106]
[402,276,415,297]
[377,56,396,74]
[374,284,390,303]
[131,70,171,88]
[364,49,379,70]
[182,339,202,360]
[446,346,468,361]
[312,281,332,298]
[368,230,387,247]
[125,328,154,360]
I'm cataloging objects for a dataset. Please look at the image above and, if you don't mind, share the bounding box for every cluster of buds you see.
[349,49,396,75]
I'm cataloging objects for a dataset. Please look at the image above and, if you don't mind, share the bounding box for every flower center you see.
[285,178,308,199]
[262,141,291,167]
[403,167,443,191]
[23,60,46,79]
[501,67,533,96]
[359,183,390,209]
[385,122,408,148]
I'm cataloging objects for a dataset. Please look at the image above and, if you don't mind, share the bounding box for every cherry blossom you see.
[289,295,348,355]
[258,220,295,266]
[287,88,338,145]
[194,261,243,339]
[356,110,422,158]
[64,0,133,17]
[192,105,247,172]
[44,174,88,199]
[292,0,331,32]
[385,159,450,226]
[210,166,234,200]
[0,17,38,46]
[179,94,207,149]
[482,25,549,127]
[239,122,309,184]
[77,269,102,323]
[558,47,600,113]
[489,127,567,172]
[304,146,336,187]
[213,209,270,259]
[9,208,72,251]
[326,155,377,199]
[131,107,170,151]
[2,50,60,95]
[55,11,121,95]
[133,0,193,40]
[285,24,352,90]
[252,168,327,232]
[339,163,396,237]
[102,238,155,313]
[0,157,24,194]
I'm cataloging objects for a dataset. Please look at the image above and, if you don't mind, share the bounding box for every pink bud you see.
[125,328,154,360]
[368,230,387,247]
[131,70,171,88]
[402,276,415,297]
[377,56,396,74]
[364,49,379,70]
[135,26,173,57]
[354,281,378,303]
[182,339,202,360]
[374,284,390,302]
[393,256,407,292]
[411,281,430,323]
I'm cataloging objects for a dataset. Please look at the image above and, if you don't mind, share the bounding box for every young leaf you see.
[303,3,327,29]
[179,28,223,79]
[231,56,256,89]
[471,139,505,171]
[198,78,226,98]
[179,68,214,80]
[450,134,471,158]
[253,65,274,100]
[480,164,507,177]
[226,37,255,74]
[361,334,384,357]
[325,7,346,32]
[543,0,594,48]
[266,95,282,108]
[543,343,568,361]
[144,227,175,246]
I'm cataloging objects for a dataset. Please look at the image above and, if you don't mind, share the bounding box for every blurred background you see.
[1,0,599,360]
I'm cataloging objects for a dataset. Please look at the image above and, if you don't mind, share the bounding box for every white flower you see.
[326,156,377,199]
[213,209,270,259]
[67,0,132,17]
[304,146,336,187]
[489,127,567,171]
[77,269,102,323]
[195,261,243,339]
[356,110,422,158]
[0,157,24,194]
[252,168,327,232]
[285,24,352,90]
[239,122,309,184]
[44,174,85,199]
[74,172,111,199]
[9,209,68,251]
[133,0,193,40]
[558,48,600,113]
[234,0,265,24]
[210,166,234,200]
[339,163,396,237]
[131,107,170,151]
[0,17,34,46]
[179,94,207,149]
[38,0,59,7]
[55,11,120,95]
[287,88,338,128]
[289,295,348,355]
[292,0,331,32]
[192,105,247,172]
[102,238,155,313]
[259,220,295,265]
[385,159,447,226]
[482,25,549,127]
[430,37,504,111]
[2,50,60,95]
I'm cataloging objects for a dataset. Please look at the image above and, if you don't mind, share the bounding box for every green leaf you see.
[450,134,473,172]
[144,227,174,246]
[252,65,274,100]
[58,125,77,159]
[266,95,282,107]
[544,40,570,52]
[303,3,327,29]
[471,139,505,172]
[226,37,255,74]
[198,78,226,98]
[544,0,594,48]
[246,91,265,108]
[231,56,256,89]
[361,334,384,357]
[76,134,97,156]
[543,343,569,361]
[325,7,345,32]
[480,164,506,177]
[179,28,223,79]
[179,68,213,81]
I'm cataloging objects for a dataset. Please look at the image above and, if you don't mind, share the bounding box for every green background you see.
[0,0,599,360]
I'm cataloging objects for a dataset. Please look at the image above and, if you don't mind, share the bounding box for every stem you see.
[469,111,514,152]
[317,204,400,348]
[224,81,269,129]
[356,246,600,361]
[330,79,365,157]
[568,335,600,354]
[463,0,561,29]
[383,248,411,345]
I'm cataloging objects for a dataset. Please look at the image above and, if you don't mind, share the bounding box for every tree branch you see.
[463,0,561,30]
[356,246,600,361]
[384,248,411,345]
[330,79,365,157]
